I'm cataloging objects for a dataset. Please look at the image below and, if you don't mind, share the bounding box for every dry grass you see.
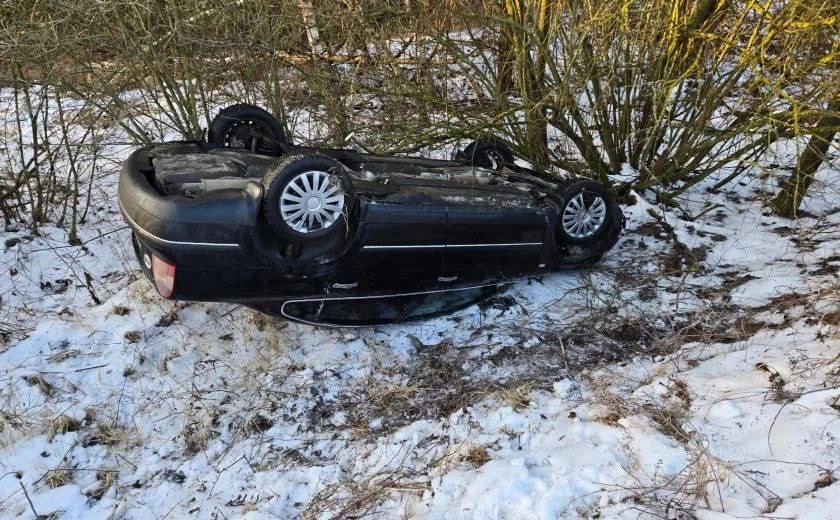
[85,469,118,501]
[181,417,210,455]
[21,374,55,398]
[43,468,73,488]
[436,442,492,472]
[46,350,80,364]
[488,381,533,410]
[47,415,80,440]
[617,438,740,516]
[83,421,133,447]
[302,470,431,520]
[367,382,427,408]
[312,341,542,437]
[463,444,491,466]
[590,377,693,443]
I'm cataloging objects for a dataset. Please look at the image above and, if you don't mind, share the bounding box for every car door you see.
[332,185,448,293]
[443,185,547,285]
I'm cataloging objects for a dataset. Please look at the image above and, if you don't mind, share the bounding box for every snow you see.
[609,163,638,185]
[408,324,838,519]
[1,96,839,519]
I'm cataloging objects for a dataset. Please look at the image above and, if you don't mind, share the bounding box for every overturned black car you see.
[118,104,624,326]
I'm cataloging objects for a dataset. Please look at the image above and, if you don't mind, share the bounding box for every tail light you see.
[151,256,176,298]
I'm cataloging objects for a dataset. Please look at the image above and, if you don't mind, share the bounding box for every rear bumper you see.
[118,144,263,257]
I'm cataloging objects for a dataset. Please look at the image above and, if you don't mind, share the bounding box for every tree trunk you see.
[770,98,839,218]
[298,0,324,55]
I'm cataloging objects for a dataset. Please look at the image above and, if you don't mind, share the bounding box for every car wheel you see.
[208,104,286,150]
[262,155,351,244]
[459,139,514,170]
[556,180,614,245]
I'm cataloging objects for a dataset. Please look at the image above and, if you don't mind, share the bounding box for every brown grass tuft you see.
[84,422,133,447]
[47,415,80,440]
[44,468,73,488]
[22,374,55,398]
[489,381,532,410]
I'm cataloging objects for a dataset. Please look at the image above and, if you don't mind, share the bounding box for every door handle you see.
[437,275,458,282]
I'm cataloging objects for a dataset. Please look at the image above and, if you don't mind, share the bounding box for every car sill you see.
[362,242,542,250]
[280,282,512,327]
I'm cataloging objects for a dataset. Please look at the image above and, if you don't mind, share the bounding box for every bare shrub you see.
[418,1,834,193]
[0,0,835,239]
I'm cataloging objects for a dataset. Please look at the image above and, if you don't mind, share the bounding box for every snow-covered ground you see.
[1,100,838,519]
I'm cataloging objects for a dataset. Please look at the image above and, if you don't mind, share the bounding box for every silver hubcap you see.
[280,170,345,233]
[562,193,606,239]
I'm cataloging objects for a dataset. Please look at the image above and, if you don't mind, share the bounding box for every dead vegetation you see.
[1,0,836,235]
[181,405,218,455]
[309,345,488,435]
[302,475,428,520]
[82,421,134,448]
[590,376,694,443]
[86,469,118,501]
[46,415,80,440]
[314,360,535,438]
[43,468,73,489]
[21,374,55,398]
[301,439,445,520]
[619,445,735,518]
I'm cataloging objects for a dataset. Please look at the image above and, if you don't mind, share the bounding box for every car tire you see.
[262,155,351,244]
[208,104,286,150]
[459,139,515,170]
[556,180,614,245]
